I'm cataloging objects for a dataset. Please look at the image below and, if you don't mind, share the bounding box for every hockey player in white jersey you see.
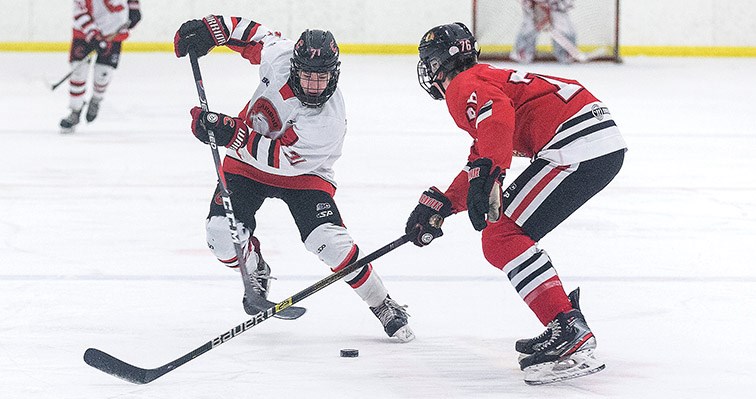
[174,15,414,342]
[59,0,141,134]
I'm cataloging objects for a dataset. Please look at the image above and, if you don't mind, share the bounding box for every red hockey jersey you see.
[442,63,626,212]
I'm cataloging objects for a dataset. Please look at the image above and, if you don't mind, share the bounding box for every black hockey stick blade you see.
[243,294,306,320]
[84,234,410,384]
[84,348,161,384]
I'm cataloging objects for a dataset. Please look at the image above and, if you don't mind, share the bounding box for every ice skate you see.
[59,108,81,134]
[518,306,605,385]
[370,295,415,342]
[516,288,582,357]
[86,98,101,122]
[240,237,306,320]
[241,237,274,305]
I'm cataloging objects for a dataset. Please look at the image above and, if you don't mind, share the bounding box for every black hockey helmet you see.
[417,22,480,100]
[289,29,341,107]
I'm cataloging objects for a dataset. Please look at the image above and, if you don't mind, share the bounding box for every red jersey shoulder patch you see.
[251,97,283,132]
[465,91,478,122]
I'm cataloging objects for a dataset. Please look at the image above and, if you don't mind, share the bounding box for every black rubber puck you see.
[340,349,359,358]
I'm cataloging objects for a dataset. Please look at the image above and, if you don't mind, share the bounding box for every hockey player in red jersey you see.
[59,0,141,134]
[174,16,414,342]
[406,22,626,383]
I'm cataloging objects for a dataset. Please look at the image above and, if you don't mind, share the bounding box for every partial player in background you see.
[173,15,414,342]
[510,0,577,63]
[408,23,626,384]
[59,0,141,134]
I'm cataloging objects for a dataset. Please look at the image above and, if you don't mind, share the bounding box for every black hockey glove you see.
[190,106,249,150]
[405,187,454,247]
[467,158,504,231]
[127,1,141,29]
[174,15,229,58]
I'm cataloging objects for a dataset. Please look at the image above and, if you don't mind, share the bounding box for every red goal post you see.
[472,0,621,62]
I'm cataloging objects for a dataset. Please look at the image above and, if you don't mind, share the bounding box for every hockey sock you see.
[523,275,572,325]
[92,63,114,101]
[332,245,388,308]
[68,60,89,111]
[502,246,572,325]
[304,223,389,307]
[205,216,251,268]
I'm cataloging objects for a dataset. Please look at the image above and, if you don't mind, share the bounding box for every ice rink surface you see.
[1,52,755,398]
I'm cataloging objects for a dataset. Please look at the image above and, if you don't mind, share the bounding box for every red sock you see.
[523,276,573,325]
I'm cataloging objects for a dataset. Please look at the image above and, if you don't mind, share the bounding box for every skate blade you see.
[60,127,76,134]
[523,349,605,385]
[391,325,416,343]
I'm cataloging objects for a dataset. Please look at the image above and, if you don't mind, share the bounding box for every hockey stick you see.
[83,234,411,384]
[188,49,305,319]
[530,6,605,63]
[548,28,607,63]
[50,50,95,91]
[50,24,130,91]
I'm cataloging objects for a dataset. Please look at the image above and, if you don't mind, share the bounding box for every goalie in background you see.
[510,0,577,63]
[59,0,141,134]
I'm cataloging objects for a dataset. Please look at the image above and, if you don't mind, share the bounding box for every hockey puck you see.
[340,349,359,358]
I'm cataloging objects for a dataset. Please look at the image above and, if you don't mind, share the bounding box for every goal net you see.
[472,0,620,62]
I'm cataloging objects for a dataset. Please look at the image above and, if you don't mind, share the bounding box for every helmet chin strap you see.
[432,68,453,99]
[429,69,449,100]
[430,81,446,100]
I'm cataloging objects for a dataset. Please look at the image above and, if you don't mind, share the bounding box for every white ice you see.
[1,52,755,398]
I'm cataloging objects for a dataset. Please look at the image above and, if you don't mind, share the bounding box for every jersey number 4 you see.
[508,71,583,102]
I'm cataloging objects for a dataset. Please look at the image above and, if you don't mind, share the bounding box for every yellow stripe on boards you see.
[2,42,756,57]
[620,46,756,58]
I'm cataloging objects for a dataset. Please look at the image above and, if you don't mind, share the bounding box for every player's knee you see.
[481,230,536,270]
[206,216,249,267]
[93,63,115,85]
[70,61,90,81]
[303,223,355,268]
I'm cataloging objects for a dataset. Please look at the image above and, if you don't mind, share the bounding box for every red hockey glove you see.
[405,187,454,247]
[190,107,249,150]
[127,1,141,29]
[467,158,504,231]
[174,15,229,58]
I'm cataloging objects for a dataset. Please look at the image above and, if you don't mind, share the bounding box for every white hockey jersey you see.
[218,17,347,195]
[72,0,130,39]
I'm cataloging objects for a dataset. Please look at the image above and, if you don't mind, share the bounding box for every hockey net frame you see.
[472,0,621,62]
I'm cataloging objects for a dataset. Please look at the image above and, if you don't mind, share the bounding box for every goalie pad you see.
[514,0,577,63]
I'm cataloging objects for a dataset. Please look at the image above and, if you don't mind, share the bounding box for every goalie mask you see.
[417,22,480,100]
[289,29,341,108]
